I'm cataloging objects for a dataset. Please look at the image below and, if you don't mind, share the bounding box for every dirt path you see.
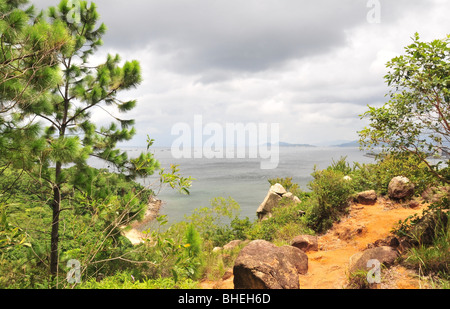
[202,199,427,289]
[299,200,424,289]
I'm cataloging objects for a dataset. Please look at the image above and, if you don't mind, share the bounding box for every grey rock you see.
[388,176,415,200]
[233,240,307,289]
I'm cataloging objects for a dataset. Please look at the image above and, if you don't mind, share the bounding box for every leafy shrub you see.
[305,168,353,233]
[80,271,199,289]
[404,236,450,280]
[393,198,449,244]
[183,197,241,248]
[401,212,450,280]
[350,153,438,196]
[184,224,202,258]
[320,154,440,197]
[203,242,244,281]
[346,270,373,289]
[393,198,450,281]
[183,224,203,279]
[327,156,354,175]
[133,198,244,283]
[209,216,253,247]
[248,199,313,242]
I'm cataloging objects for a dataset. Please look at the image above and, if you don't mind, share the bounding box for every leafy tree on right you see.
[360,33,450,184]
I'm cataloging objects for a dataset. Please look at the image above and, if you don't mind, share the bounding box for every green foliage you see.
[393,198,449,244]
[159,164,194,195]
[182,224,203,279]
[0,163,161,288]
[184,197,241,242]
[346,265,388,289]
[391,196,450,281]
[268,177,297,193]
[305,167,353,233]
[349,153,437,196]
[360,33,450,184]
[79,271,199,289]
[0,0,72,171]
[0,0,71,113]
[346,270,373,289]
[203,242,244,282]
[248,198,313,242]
[404,236,450,280]
[2,0,162,280]
[131,198,247,284]
[0,203,28,250]
[130,216,203,282]
[400,204,450,280]
[327,156,354,175]
[209,216,253,247]
[184,224,202,259]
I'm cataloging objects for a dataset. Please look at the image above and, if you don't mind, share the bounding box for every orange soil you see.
[201,199,427,289]
[299,200,424,289]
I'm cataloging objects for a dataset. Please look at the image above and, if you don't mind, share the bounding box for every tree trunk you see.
[50,91,68,283]
[50,161,62,283]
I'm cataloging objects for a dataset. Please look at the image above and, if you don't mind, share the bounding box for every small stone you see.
[291,235,319,253]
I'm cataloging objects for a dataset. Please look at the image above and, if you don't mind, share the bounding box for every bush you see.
[133,198,245,283]
[209,216,253,247]
[394,198,450,281]
[327,156,354,175]
[401,213,450,280]
[393,198,449,244]
[184,197,241,245]
[404,237,450,280]
[321,154,440,197]
[346,270,373,289]
[203,243,244,281]
[79,271,199,289]
[350,153,438,196]
[183,224,203,280]
[305,168,353,233]
[248,198,313,242]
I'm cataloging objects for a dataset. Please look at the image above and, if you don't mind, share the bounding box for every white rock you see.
[270,183,287,195]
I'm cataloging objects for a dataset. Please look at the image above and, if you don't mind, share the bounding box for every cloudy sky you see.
[32,0,450,147]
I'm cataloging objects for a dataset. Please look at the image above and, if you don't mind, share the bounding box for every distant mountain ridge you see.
[265,142,316,147]
[333,140,360,147]
[266,141,362,147]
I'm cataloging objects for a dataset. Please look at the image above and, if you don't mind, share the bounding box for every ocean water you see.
[116,146,377,224]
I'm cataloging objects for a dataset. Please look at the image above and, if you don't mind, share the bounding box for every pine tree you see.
[18,0,159,281]
[0,0,72,169]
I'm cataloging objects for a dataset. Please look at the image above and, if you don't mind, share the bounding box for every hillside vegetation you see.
[1,0,449,289]
[1,154,449,289]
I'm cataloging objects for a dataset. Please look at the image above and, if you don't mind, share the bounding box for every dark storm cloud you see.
[32,0,426,75]
[99,0,367,73]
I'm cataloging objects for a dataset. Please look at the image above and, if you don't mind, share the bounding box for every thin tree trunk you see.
[50,71,69,283]
[50,161,62,284]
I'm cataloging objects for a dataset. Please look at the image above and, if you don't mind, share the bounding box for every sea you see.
[101,146,378,225]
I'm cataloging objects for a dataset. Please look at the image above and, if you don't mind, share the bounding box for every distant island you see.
[333,140,360,147]
[265,141,362,148]
[265,142,316,147]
